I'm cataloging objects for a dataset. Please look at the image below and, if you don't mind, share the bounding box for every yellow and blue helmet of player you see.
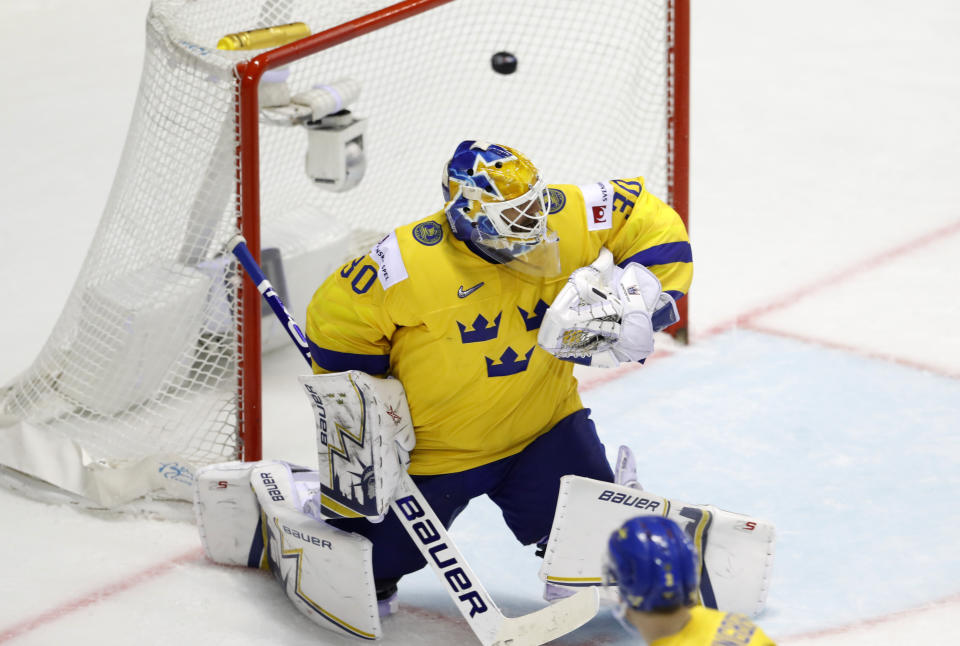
[441,140,560,275]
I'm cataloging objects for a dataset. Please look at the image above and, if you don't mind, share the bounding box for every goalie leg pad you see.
[251,461,382,640]
[194,460,320,567]
[194,461,264,567]
[539,475,775,618]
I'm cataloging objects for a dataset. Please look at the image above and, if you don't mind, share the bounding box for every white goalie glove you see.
[537,247,621,361]
[538,248,679,368]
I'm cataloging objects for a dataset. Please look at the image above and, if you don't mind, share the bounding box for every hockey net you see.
[0,0,688,507]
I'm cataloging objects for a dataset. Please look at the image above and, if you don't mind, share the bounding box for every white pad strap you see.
[251,461,381,640]
[300,371,415,520]
[539,475,776,617]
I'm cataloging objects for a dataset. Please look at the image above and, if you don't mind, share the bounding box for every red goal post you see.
[234,0,691,462]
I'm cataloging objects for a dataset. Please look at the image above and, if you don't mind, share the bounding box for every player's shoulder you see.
[395,211,449,252]
[370,211,452,291]
[547,177,649,231]
[547,177,647,206]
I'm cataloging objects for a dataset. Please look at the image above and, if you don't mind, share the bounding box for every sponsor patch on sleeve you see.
[579,181,614,231]
[370,231,408,289]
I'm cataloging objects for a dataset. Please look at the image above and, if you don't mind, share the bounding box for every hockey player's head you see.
[603,516,699,613]
[441,140,560,275]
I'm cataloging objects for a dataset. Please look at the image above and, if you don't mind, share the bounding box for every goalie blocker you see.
[300,371,416,521]
[539,475,775,617]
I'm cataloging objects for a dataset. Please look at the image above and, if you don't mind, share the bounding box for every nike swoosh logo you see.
[458,282,484,298]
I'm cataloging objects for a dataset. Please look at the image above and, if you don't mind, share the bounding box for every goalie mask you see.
[442,140,560,276]
[603,516,699,613]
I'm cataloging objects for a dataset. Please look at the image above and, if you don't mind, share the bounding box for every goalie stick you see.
[227,235,599,646]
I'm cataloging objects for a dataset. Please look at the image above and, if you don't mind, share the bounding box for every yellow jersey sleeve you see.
[603,177,692,302]
[305,253,395,376]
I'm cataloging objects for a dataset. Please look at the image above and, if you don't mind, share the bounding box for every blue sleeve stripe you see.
[563,355,647,366]
[666,290,685,301]
[619,242,692,268]
[308,338,390,374]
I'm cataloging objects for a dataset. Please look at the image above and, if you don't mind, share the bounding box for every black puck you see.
[491,51,518,75]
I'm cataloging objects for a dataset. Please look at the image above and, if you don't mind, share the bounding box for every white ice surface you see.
[2,1,959,644]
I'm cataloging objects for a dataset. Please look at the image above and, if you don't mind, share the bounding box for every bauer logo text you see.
[395,495,489,617]
[305,384,328,444]
[283,525,333,549]
[597,489,661,511]
[259,472,285,502]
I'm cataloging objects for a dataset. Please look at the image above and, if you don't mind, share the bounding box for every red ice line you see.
[779,592,960,643]
[706,216,960,379]
[747,323,960,379]
[702,217,960,338]
[0,548,205,643]
[3,219,959,642]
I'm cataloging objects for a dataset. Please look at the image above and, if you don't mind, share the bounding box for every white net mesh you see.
[0,0,677,506]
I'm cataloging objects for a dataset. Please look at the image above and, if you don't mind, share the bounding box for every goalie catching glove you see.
[537,248,679,368]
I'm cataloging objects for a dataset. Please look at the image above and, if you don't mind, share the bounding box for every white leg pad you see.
[194,459,320,567]
[539,475,776,617]
[194,461,264,567]
[251,461,381,640]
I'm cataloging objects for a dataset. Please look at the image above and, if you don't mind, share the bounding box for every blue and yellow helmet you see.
[441,141,558,273]
[603,516,700,612]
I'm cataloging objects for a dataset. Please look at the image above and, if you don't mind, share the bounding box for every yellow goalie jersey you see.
[306,177,692,476]
[651,606,776,646]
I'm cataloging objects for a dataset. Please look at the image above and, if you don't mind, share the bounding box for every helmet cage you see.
[470,176,551,243]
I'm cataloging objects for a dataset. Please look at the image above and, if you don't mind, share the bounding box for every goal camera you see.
[304,110,367,193]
